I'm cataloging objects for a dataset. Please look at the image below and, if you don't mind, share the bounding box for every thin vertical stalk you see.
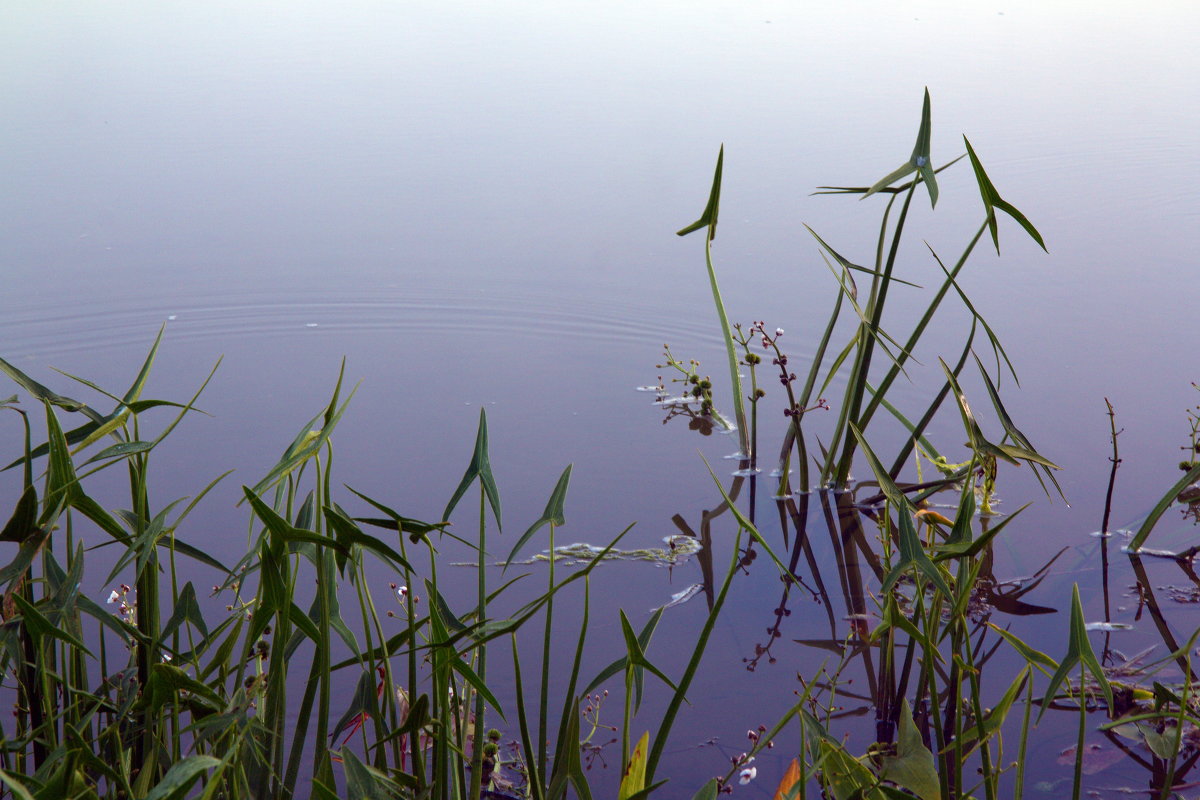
[1100,399,1121,623]
[787,289,844,493]
[469,485,488,800]
[397,534,423,786]
[961,631,997,800]
[859,221,989,439]
[833,183,919,487]
[313,456,332,783]
[537,521,556,789]
[644,528,743,782]
[1071,662,1086,800]
[131,447,160,779]
[1013,671,1034,800]
[702,234,749,457]
[350,563,391,770]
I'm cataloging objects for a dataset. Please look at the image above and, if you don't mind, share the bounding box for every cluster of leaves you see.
[0,327,783,800]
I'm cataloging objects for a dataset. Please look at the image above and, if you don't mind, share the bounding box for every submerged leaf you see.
[653,583,703,611]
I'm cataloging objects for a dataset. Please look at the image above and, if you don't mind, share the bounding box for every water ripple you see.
[0,283,727,362]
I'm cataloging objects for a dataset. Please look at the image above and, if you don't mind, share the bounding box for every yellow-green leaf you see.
[618,732,649,800]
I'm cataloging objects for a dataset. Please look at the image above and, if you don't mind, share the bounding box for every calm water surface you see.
[3,1,1199,795]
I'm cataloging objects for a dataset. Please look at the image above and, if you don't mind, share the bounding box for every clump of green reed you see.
[675,88,1060,505]
[688,429,1129,800]
[0,331,772,800]
[665,92,1200,799]
[662,89,1189,799]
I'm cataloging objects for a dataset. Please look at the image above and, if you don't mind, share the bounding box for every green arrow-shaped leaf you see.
[964,136,1047,254]
[505,464,571,568]
[865,88,938,208]
[443,408,502,529]
[677,145,723,240]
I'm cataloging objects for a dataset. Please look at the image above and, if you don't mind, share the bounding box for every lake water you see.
[3,1,1199,795]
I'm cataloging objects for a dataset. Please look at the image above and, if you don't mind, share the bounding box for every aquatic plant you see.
[672,88,1060,506]
[0,330,769,800]
[660,90,1200,800]
[2,89,1198,800]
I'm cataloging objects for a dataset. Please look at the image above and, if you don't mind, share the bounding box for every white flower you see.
[739,766,757,784]
[775,328,784,336]
[107,590,120,604]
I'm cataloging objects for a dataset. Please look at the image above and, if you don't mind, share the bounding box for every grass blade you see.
[1127,462,1200,551]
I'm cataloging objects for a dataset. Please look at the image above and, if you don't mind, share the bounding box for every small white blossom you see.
[775,328,784,337]
[739,766,757,785]
[107,590,120,604]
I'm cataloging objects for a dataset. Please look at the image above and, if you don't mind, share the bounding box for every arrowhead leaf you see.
[864,88,938,207]
[964,136,1047,254]
[677,146,723,240]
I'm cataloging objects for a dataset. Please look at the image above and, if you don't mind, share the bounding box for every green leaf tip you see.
[1038,584,1113,723]
[503,463,572,568]
[864,87,938,208]
[443,407,502,529]
[677,145,723,241]
[963,135,1047,255]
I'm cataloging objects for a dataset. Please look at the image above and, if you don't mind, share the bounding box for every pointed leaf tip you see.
[864,89,937,207]
[677,145,723,240]
[503,463,572,568]
[964,136,1047,255]
[442,407,502,527]
[912,88,937,207]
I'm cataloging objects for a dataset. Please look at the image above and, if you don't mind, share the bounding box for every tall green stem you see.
[538,521,555,788]
[833,183,918,487]
[703,235,749,457]
[469,485,488,800]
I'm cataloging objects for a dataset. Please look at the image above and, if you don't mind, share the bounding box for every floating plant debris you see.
[461,534,704,568]
[653,583,704,611]
[1084,621,1133,632]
